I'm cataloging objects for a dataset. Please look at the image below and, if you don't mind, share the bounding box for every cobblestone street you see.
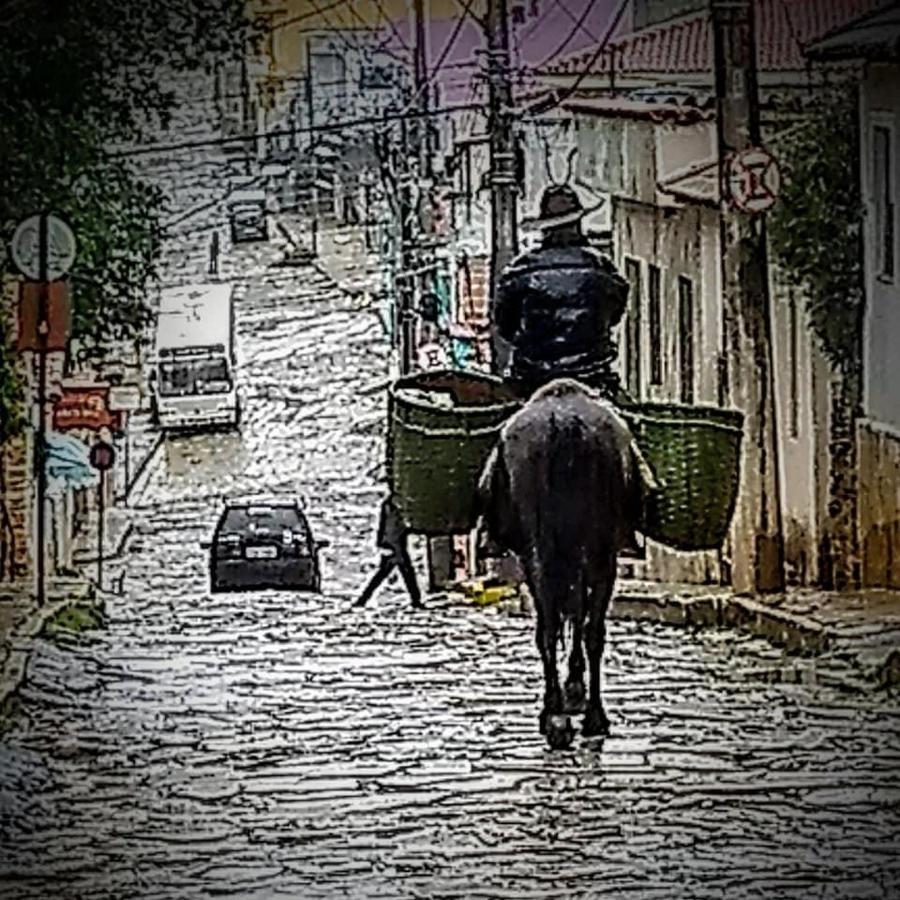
[2,259,900,899]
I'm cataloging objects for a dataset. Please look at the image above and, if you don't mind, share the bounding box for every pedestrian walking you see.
[354,496,423,609]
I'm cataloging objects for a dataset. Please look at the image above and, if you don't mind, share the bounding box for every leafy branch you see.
[769,87,865,370]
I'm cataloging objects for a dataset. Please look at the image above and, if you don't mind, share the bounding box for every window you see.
[788,291,800,440]
[648,264,663,386]
[677,276,695,404]
[159,358,232,397]
[624,258,642,398]
[874,124,895,280]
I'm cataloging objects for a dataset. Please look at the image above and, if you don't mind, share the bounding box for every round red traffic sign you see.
[726,147,781,215]
[89,441,116,471]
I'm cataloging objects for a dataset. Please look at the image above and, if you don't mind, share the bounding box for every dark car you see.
[208,498,327,592]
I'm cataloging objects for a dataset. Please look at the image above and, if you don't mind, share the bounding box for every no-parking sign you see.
[726,147,781,214]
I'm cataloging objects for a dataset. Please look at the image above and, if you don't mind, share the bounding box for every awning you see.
[43,432,99,496]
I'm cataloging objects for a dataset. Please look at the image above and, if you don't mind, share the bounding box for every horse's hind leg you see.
[564,621,586,713]
[583,568,615,737]
[535,608,563,737]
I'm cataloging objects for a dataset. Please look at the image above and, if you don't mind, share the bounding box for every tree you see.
[0,0,261,433]
[769,88,865,370]
[769,86,865,589]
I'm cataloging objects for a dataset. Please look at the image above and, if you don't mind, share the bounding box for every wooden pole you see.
[712,0,785,593]
[486,0,519,375]
[35,213,49,605]
[97,468,105,591]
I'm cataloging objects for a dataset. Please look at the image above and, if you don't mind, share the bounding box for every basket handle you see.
[393,419,505,439]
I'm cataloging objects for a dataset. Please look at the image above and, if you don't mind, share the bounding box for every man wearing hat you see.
[492,183,648,557]
[495,184,630,403]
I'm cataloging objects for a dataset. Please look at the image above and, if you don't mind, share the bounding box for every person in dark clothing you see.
[494,184,645,556]
[354,496,424,609]
[495,184,631,404]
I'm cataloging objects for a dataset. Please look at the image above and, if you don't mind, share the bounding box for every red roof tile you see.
[548,0,887,75]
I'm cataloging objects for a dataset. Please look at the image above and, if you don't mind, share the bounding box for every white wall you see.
[861,63,900,429]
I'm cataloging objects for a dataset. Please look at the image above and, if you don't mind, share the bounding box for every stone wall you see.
[858,419,900,588]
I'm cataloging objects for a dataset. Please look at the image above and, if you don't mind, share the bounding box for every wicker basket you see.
[620,401,745,552]
[387,370,521,535]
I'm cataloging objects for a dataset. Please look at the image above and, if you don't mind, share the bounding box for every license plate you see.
[245,545,278,560]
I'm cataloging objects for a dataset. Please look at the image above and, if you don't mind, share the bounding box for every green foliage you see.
[0,0,260,429]
[41,602,106,640]
[769,89,865,370]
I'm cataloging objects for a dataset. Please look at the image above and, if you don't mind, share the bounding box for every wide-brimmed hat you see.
[521,184,604,232]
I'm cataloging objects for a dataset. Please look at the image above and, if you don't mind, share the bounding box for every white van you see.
[152,282,239,431]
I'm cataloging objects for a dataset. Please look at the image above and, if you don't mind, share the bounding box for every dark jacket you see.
[376,498,407,553]
[495,242,629,387]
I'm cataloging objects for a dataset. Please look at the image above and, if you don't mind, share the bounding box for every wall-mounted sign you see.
[108,385,142,412]
[53,386,122,432]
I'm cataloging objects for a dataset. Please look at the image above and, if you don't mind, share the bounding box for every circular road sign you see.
[89,441,116,472]
[726,147,782,215]
[11,214,77,281]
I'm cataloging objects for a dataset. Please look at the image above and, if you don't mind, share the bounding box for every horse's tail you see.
[531,409,597,621]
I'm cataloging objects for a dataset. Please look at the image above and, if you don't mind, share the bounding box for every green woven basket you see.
[620,401,745,552]
[387,370,522,535]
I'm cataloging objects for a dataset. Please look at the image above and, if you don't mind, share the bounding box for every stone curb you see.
[722,596,831,656]
[451,580,897,689]
[0,583,110,707]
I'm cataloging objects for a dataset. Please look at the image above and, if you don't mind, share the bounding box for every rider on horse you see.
[494,183,631,405]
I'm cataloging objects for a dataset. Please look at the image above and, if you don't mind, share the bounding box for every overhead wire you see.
[371,0,412,53]
[523,0,631,117]
[266,0,351,32]
[532,0,602,71]
[110,100,487,159]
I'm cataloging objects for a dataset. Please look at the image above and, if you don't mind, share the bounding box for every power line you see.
[111,101,487,159]
[267,0,350,32]
[533,0,602,71]
[524,0,631,116]
[372,0,412,53]
[341,2,411,65]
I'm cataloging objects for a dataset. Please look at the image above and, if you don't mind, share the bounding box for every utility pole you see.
[486,0,519,374]
[398,112,417,375]
[35,214,49,606]
[306,41,319,257]
[411,0,453,588]
[712,0,785,594]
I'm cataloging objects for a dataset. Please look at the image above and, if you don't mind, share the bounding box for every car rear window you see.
[221,505,308,534]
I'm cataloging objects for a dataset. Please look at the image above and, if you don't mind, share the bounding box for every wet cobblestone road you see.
[2,262,900,899]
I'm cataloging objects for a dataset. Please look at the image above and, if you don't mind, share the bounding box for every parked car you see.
[207,498,328,592]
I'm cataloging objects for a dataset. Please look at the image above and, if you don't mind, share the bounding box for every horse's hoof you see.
[564,682,586,713]
[545,715,575,751]
[582,708,610,738]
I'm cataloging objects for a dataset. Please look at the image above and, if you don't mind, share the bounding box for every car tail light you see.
[216,533,242,559]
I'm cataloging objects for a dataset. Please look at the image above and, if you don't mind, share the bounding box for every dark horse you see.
[477,378,654,749]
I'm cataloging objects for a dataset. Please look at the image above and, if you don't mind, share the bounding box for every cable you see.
[267,0,350,33]
[110,101,487,159]
[342,3,411,65]
[524,0,631,116]
[372,0,412,53]
[532,0,601,71]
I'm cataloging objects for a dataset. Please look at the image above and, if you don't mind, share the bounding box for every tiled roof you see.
[546,0,888,75]
[808,0,900,60]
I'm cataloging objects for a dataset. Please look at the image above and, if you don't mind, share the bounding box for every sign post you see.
[12,212,77,604]
[89,441,116,591]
